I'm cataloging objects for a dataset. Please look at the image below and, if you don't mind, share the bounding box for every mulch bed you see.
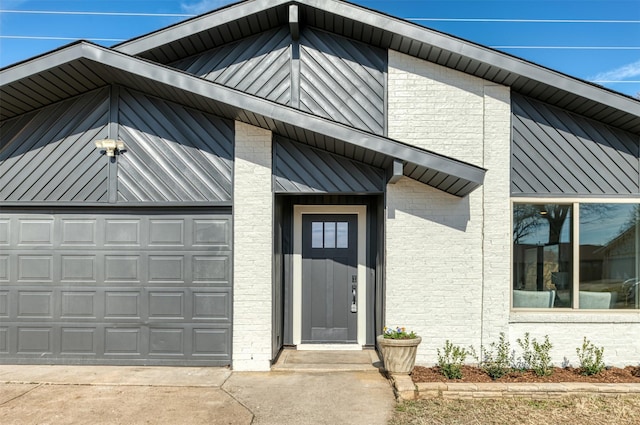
[411,365,640,384]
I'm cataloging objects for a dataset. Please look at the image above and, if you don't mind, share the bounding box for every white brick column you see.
[386,51,511,365]
[232,121,272,371]
[481,85,512,345]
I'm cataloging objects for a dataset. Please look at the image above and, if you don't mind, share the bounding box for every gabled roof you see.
[0,42,485,197]
[115,0,640,134]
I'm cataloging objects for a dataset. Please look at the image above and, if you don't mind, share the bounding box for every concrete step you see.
[271,349,383,372]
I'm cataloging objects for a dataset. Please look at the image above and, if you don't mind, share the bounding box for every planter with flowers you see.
[377,326,422,374]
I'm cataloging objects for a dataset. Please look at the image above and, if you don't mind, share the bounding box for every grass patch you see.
[389,396,640,425]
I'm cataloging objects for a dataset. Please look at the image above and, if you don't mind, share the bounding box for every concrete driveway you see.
[0,352,395,425]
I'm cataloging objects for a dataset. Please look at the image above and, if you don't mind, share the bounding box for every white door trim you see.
[293,205,367,347]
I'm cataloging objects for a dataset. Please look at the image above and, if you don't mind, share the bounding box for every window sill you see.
[510,309,640,324]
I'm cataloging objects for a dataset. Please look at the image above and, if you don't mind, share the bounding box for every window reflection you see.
[513,204,572,308]
[579,204,639,309]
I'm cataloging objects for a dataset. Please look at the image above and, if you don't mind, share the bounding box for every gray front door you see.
[301,214,357,343]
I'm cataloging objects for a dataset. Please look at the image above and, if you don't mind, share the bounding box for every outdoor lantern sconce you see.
[95,139,125,157]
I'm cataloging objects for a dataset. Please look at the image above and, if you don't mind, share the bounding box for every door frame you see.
[292,205,367,348]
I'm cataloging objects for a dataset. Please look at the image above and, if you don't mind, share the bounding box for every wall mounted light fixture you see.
[95,139,125,157]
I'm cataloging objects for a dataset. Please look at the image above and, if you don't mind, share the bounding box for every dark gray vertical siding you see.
[117,88,234,203]
[171,27,292,106]
[299,28,386,135]
[274,136,385,193]
[0,88,111,202]
[512,93,640,196]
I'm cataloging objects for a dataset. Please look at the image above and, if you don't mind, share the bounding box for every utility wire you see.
[0,10,194,17]
[2,10,640,23]
[408,18,640,23]
[0,36,126,41]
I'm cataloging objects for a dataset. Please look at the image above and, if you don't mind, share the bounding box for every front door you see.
[301,214,358,343]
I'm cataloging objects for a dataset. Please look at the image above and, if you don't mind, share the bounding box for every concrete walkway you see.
[0,351,395,425]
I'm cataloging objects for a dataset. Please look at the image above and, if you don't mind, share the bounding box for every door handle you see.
[351,284,357,313]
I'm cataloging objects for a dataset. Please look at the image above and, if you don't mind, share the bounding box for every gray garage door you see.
[0,209,232,366]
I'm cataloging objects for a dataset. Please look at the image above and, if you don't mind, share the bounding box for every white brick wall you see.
[232,121,272,371]
[509,321,640,368]
[386,51,511,365]
[387,50,639,367]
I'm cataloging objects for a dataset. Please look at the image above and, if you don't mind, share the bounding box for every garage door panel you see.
[17,254,53,282]
[0,255,8,282]
[61,255,97,282]
[104,219,141,246]
[0,220,9,245]
[17,327,52,354]
[18,219,54,246]
[149,219,185,246]
[193,291,231,321]
[0,291,8,317]
[61,327,97,354]
[0,328,8,353]
[61,291,98,319]
[17,291,53,318]
[60,219,97,246]
[192,327,230,357]
[0,210,232,365]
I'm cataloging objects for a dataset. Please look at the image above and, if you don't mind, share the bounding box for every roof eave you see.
[0,42,485,197]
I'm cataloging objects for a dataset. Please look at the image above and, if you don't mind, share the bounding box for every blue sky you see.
[1,0,639,98]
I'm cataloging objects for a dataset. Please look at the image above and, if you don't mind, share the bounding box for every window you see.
[513,202,640,310]
[311,221,349,249]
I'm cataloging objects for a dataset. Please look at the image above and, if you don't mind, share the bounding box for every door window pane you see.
[336,222,349,248]
[513,204,572,308]
[312,222,324,248]
[579,203,639,309]
[324,222,336,248]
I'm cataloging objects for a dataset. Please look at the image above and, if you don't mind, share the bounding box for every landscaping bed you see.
[411,365,640,384]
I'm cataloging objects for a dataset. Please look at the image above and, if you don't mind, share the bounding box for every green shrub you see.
[576,337,605,376]
[516,333,553,377]
[437,340,469,379]
[476,332,513,380]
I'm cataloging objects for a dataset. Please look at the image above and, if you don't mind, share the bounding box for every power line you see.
[0,35,126,41]
[0,10,194,17]
[2,10,640,23]
[491,46,640,50]
[408,18,640,23]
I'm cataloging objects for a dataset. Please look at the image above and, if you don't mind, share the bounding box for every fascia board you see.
[0,42,86,85]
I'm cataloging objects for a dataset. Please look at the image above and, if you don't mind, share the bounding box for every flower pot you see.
[377,334,422,374]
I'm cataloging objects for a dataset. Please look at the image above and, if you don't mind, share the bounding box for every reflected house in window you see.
[596,225,636,282]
